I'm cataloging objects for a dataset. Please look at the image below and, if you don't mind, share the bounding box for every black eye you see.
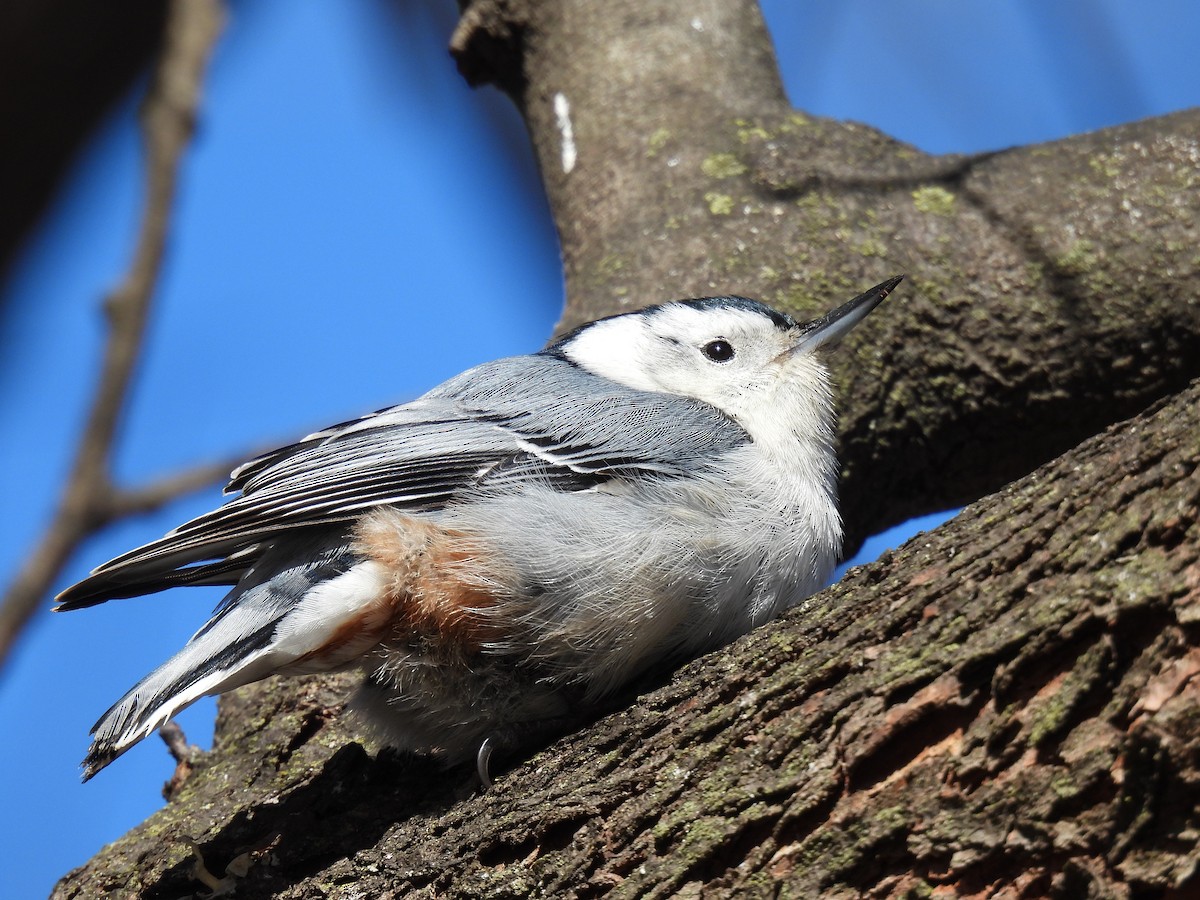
[702,339,735,362]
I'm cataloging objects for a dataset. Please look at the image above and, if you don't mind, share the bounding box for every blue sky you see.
[2,2,1197,895]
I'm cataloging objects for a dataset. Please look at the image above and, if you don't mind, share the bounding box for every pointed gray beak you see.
[790,275,903,354]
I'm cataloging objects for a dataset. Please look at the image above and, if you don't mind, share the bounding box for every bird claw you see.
[476,736,495,790]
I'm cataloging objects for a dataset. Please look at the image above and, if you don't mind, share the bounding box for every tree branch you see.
[52,376,1200,898]
[105,456,244,521]
[0,0,225,667]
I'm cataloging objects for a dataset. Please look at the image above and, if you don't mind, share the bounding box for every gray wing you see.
[56,354,748,610]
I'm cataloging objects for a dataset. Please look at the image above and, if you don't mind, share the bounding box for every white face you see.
[560,301,821,421]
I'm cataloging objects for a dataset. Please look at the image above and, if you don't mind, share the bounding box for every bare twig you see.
[0,0,226,667]
[108,456,244,520]
[159,721,197,764]
[159,721,204,801]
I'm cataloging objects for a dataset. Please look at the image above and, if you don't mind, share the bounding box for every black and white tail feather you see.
[74,534,364,778]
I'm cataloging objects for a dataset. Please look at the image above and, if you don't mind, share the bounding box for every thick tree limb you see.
[52,378,1200,899]
[0,0,225,667]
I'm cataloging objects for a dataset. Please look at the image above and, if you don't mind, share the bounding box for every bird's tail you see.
[82,539,382,780]
[83,592,288,780]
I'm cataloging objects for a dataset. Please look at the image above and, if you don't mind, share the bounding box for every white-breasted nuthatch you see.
[57,276,902,780]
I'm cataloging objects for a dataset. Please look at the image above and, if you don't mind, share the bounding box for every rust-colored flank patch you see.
[354,508,506,655]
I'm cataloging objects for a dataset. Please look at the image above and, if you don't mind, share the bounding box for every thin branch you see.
[106,456,245,521]
[0,0,225,667]
[159,721,204,801]
[158,721,197,765]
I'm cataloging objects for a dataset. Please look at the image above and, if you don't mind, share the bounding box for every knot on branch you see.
[450,0,530,98]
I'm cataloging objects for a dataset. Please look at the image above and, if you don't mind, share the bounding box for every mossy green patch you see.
[677,815,730,859]
[1056,239,1098,275]
[737,123,772,143]
[1088,153,1121,180]
[856,238,888,258]
[702,153,748,179]
[778,112,810,133]
[873,805,909,830]
[912,186,956,216]
[647,127,671,157]
[705,192,734,215]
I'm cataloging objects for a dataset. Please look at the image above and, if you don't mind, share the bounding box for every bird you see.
[57,276,902,781]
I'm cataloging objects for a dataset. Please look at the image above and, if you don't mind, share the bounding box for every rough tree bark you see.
[53,1,1200,897]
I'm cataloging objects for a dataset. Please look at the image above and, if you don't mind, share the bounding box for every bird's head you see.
[553,276,902,445]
